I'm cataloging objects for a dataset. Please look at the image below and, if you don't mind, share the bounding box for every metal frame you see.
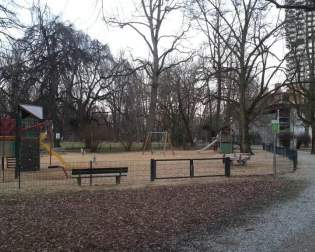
[143,131,174,154]
[150,157,231,181]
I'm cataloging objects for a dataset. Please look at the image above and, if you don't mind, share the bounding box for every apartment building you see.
[286,0,315,81]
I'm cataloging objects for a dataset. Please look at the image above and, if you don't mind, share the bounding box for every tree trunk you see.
[215,75,222,131]
[311,124,315,154]
[146,28,160,133]
[147,44,159,133]
[239,83,252,154]
[215,8,222,132]
[206,83,214,139]
[176,80,194,147]
[84,137,91,151]
[148,81,158,132]
[239,71,252,154]
[112,111,119,141]
[180,112,194,147]
[239,113,251,153]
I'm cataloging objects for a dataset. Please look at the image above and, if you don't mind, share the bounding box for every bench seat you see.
[72,167,128,185]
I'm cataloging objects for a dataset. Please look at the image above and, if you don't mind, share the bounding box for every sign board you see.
[56,133,61,140]
[271,120,279,134]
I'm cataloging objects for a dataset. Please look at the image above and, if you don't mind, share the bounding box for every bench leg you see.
[116,176,121,184]
[77,176,81,186]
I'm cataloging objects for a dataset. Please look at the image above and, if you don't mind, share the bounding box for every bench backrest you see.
[6,157,16,169]
[72,167,128,176]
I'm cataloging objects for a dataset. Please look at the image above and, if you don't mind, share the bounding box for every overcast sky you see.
[16,0,190,59]
[44,0,138,56]
[15,0,287,83]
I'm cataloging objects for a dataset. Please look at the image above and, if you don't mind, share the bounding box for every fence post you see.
[89,160,92,186]
[1,157,4,183]
[224,157,231,177]
[293,150,298,171]
[15,109,21,189]
[190,159,194,178]
[150,159,156,181]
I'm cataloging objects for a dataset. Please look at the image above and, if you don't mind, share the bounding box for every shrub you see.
[296,133,311,149]
[279,131,293,148]
[249,132,262,145]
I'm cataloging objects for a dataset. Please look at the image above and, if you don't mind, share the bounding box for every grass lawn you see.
[60,141,172,153]
[60,141,142,152]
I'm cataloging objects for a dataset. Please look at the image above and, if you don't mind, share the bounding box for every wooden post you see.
[116,176,121,184]
[15,108,21,189]
[77,176,81,186]
[189,159,194,178]
[150,159,156,181]
[89,160,92,186]
[1,157,3,181]
[224,157,231,177]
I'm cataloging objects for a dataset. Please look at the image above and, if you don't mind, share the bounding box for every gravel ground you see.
[178,151,315,251]
[0,177,293,251]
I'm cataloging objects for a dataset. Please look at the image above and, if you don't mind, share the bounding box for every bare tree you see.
[0,0,20,115]
[173,64,202,146]
[103,0,190,133]
[190,0,286,153]
[106,55,147,150]
[158,61,203,147]
[0,0,19,45]
[61,35,118,150]
[188,0,233,132]
[13,4,78,144]
[266,0,315,11]
[0,3,122,149]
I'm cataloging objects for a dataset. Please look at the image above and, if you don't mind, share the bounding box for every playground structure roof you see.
[20,104,43,120]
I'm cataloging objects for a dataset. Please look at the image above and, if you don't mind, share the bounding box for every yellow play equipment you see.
[40,133,68,178]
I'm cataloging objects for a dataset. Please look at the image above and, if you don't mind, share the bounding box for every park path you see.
[178,151,315,252]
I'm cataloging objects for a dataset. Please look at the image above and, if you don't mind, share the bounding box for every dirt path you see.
[178,151,315,251]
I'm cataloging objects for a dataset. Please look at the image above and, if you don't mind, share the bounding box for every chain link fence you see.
[0,148,297,193]
[262,143,298,173]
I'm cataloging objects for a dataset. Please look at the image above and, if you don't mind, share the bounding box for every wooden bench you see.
[6,157,16,169]
[71,167,128,186]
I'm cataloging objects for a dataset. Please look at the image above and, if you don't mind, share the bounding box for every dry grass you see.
[0,149,294,193]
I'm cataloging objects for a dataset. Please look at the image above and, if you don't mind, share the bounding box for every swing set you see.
[142,131,174,154]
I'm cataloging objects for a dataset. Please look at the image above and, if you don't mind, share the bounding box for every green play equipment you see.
[219,126,233,154]
[15,104,44,174]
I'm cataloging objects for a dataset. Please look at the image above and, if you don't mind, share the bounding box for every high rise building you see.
[286,0,315,82]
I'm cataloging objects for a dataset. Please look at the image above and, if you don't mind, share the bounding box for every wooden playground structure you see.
[197,126,252,165]
[0,104,68,188]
